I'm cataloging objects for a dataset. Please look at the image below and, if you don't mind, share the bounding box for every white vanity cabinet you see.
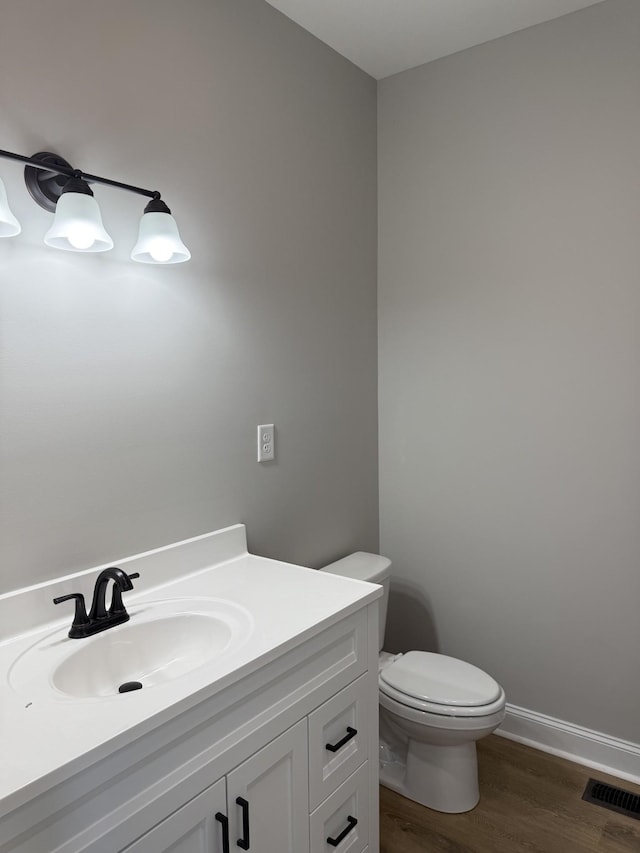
[0,603,380,853]
[122,687,372,853]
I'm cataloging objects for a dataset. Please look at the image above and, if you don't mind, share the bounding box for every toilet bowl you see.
[378,650,505,812]
[321,552,506,814]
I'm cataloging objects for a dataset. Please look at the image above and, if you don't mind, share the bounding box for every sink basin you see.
[53,612,237,698]
[9,597,253,700]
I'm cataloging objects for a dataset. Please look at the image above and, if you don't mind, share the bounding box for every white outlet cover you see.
[257,424,275,462]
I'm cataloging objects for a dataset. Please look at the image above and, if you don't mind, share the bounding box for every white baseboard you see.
[496,703,640,786]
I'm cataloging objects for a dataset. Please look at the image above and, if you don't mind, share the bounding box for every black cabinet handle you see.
[214,812,230,853]
[236,797,250,850]
[325,726,357,753]
[327,815,358,847]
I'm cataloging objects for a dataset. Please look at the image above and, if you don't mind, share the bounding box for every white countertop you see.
[0,525,381,819]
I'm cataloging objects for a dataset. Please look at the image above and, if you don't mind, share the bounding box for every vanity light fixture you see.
[0,148,191,263]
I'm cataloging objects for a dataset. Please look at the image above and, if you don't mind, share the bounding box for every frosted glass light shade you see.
[0,177,21,237]
[131,211,191,264]
[44,192,113,252]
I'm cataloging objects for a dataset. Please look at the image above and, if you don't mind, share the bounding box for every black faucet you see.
[54,568,140,638]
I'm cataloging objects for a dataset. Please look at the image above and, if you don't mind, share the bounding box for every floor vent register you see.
[582,778,640,821]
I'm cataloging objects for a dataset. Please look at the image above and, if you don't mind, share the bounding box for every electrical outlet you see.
[257,424,275,462]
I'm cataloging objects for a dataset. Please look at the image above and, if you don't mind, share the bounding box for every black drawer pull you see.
[325,726,357,753]
[327,815,358,847]
[214,812,230,853]
[236,796,250,850]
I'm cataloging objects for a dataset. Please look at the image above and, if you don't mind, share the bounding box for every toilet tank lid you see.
[321,551,391,584]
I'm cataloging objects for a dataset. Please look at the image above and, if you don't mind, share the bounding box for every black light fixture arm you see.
[0,147,161,207]
[73,170,160,201]
[0,148,74,176]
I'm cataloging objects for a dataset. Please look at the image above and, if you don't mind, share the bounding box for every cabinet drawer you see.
[310,762,369,853]
[308,674,370,808]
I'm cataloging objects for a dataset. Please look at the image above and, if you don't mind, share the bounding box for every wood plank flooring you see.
[380,735,640,853]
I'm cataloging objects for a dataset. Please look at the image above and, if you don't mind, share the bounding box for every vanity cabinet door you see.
[226,719,310,853]
[121,778,227,853]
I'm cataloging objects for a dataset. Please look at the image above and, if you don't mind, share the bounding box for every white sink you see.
[9,597,253,700]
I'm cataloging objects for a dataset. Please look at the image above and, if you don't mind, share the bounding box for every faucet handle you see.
[109,571,140,615]
[53,593,90,638]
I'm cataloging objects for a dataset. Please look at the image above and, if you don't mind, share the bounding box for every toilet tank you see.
[321,552,391,651]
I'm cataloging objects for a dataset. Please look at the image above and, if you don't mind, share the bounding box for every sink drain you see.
[118,681,143,694]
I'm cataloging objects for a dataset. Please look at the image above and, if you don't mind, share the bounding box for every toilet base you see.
[379,738,480,814]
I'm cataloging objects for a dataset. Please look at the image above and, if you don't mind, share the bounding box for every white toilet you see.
[322,551,506,814]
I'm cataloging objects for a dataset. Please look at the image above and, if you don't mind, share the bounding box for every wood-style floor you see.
[380,735,640,853]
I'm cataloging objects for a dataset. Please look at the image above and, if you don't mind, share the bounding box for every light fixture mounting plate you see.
[24,152,73,212]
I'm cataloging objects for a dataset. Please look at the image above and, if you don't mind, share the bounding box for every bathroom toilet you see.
[321,552,506,814]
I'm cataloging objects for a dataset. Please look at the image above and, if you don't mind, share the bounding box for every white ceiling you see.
[264,0,607,79]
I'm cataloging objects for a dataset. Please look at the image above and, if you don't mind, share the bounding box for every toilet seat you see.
[379,651,506,718]
[379,687,506,732]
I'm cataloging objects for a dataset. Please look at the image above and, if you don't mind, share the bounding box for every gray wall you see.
[0,0,378,593]
[379,0,640,743]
